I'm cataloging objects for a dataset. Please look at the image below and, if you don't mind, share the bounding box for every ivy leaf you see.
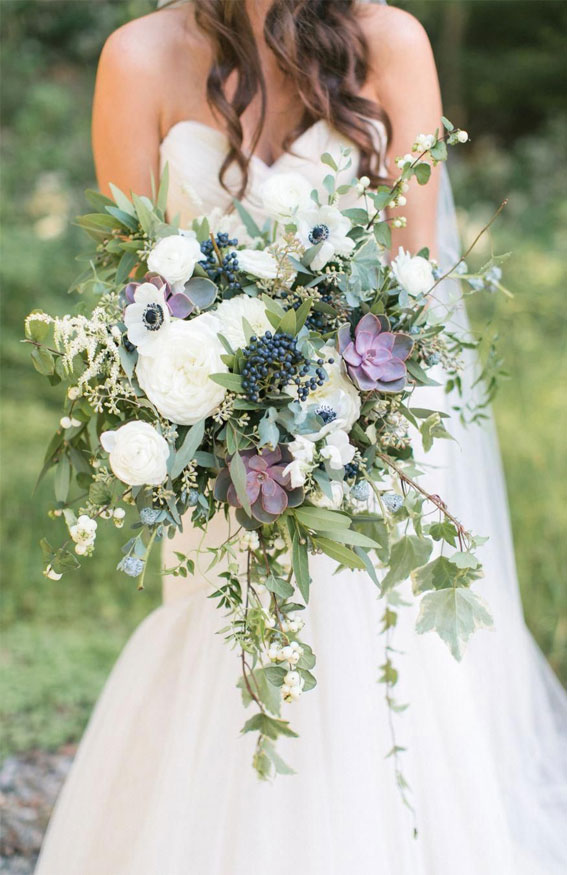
[263,740,296,776]
[411,556,460,594]
[241,713,298,739]
[420,413,454,453]
[416,588,493,660]
[264,666,287,687]
[298,669,317,691]
[381,535,432,591]
[428,521,458,546]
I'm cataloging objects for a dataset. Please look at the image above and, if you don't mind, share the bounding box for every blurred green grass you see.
[1,1,565,758]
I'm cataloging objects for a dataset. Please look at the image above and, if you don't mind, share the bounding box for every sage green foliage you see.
[0,0,565,759]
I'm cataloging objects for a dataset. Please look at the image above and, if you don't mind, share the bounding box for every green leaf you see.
[414,163,431,185]
[294,299,313,332]
[277,306,296,336]
[316,529,381,549]
[233,198,262,239]
[381,535,433,590]
[264,665,287,687]
[316,537,366,570]
[294,506,352,532]
[157,162,170,215]
[420,412,454,453]
[263,740,296,775]
[441,116,454,132]
[132,193,155,235]
[109,183,136,216]
[30,347,55,376]
[296,643,316,670]
[209,372,244,393]
[115,250,138,285]
[230,449,252,517]
[265,574,294,599]
[428,521,458,546]
[411,556,460,594]
[292,533,311,603]
[241,713,298,739]
[374,221,392,249]
[430,140,448,162]
[54,454,71,504]
[170,419,204,480]
[406,359,441,387]
[320,152,338,171]
[298,668,317,692]
[416,587,493,660]
[353,546,380,587]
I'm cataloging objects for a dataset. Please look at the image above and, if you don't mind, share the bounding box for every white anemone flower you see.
[296,204,355,270]
[124,283,171,356]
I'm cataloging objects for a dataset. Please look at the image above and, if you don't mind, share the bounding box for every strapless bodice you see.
[159,117,387,227]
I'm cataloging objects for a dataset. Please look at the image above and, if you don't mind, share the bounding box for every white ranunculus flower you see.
[197,206,251,246]
[136,314,227,425]
[100,421,169,487]
[147,233,202,290]
[213,294,272,351]
[391,247,435,296]
[311,480,345,510]
[301,347,361,439]
[288,435,316,464]
[236,248,279,280]
[296,204,355,270]
[260,171,313,222]
[123,282,171,356]
[320,430,356,471]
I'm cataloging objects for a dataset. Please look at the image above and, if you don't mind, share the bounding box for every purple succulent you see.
[337,313,413,393]
[123,272,216,319]
[214,446,303,525]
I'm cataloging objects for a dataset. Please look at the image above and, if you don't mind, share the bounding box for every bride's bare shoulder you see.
[98,5,208,86]
[359,4,434,79]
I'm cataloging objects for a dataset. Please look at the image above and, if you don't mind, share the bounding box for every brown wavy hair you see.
[164,0,391,200]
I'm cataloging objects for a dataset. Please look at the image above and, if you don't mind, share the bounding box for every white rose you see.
[100,421,169,486]
[320,430,355,471]
[391,247,435,296]
[147,234,202,289]
[311,480,345,510]
[301,347,361,439]
[136,314,227,425]
[213,294,272,351]
[260,171,313,222]
[236,248,279,280]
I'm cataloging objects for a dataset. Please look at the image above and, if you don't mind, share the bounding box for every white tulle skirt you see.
[34,365,567,875]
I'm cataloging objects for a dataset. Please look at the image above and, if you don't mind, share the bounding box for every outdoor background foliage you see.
[1,0,565,757]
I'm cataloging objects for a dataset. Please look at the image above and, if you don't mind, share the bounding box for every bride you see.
[35,1,566,873]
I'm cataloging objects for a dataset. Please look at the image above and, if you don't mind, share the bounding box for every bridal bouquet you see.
[26,118,507,779]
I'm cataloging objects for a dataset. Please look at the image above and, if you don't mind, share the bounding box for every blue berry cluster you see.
[199,233,240,290]
[280,283,336,332]
[241,331,331,402]
[343,461,359,480]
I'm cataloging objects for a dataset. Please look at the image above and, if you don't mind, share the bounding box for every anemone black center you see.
[308,223,330,245]
[315,405,337,425]
[143,303,164,331]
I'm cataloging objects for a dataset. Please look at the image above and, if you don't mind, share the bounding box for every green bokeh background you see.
[1,0,566,757]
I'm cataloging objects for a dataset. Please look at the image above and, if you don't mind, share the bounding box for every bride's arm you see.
[92,18,164,198]
[366,7,443,259]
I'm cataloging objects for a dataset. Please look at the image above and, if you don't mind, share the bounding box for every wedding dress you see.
[35,117,567,875]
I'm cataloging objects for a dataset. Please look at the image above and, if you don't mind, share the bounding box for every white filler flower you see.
[124,282,171,355]
[296,204,355,270]
[213,294,272,351]
[136,314,227,425]
[236,249,279,280]
[391,247,435,296]
[101,421,170,486]
[259,171,313,222]
[147,233,202,290]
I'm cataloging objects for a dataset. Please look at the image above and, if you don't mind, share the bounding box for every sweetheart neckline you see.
[160,117,382,171]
